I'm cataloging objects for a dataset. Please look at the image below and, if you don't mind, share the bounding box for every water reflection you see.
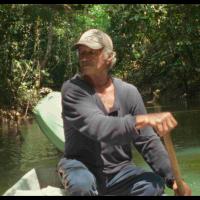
[0,120,61,195]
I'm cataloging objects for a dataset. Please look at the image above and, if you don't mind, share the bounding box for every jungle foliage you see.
[0,4,200,116]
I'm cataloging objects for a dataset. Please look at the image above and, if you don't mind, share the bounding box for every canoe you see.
[33,92,65,152]
[3,167,69,196]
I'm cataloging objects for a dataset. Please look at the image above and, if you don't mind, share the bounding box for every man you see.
[57,29,191,196]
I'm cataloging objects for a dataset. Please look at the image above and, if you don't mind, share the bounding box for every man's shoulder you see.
[61,74,92,97]
[113,77,138,92]
[61,74,80,94]
[62,74,81,88]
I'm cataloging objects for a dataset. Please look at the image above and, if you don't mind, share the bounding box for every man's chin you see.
[81,71,92,76]
[80,68,94,75]
[80,70,96,77]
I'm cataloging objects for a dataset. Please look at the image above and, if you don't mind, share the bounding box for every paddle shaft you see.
[151,104,185,195]
[163,133,185,195]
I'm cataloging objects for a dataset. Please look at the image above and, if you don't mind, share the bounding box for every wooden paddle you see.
[150,104,185,195]
[163,133,185,195]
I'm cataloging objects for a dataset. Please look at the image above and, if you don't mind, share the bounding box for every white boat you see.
[3,167,68,196]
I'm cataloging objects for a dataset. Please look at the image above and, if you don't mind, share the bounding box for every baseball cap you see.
[73,29,113,51]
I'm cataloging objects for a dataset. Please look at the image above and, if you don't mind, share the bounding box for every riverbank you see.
[0,108,33,126]
[0,87,53,126]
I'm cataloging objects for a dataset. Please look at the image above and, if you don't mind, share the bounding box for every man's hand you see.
[173,180,192,196]
[135,112,178,137]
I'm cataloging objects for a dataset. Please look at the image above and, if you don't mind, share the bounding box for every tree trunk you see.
[39,22,53,86]
[33,16,40,59]
[33,16,41,89]
[40,22,53,70]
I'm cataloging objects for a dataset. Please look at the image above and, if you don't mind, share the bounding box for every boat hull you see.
[3,167,68,196]
[33,92,65,152]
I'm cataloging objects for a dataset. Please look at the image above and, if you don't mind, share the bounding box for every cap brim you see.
[72,41,103,51]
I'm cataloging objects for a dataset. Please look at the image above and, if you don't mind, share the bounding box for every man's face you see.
[77,45,108,76]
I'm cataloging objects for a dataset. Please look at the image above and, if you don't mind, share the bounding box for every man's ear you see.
[106,52,114,64]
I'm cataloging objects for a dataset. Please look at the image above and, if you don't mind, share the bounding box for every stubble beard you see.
[79,62,98,76]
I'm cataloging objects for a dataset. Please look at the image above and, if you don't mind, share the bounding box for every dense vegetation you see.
[0,4,200,120]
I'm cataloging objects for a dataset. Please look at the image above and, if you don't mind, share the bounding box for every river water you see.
[0,99,200,195]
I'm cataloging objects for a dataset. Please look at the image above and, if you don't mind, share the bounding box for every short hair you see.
[102,48,117,70]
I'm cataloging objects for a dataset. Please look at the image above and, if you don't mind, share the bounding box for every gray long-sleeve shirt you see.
[61,74,174,185]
